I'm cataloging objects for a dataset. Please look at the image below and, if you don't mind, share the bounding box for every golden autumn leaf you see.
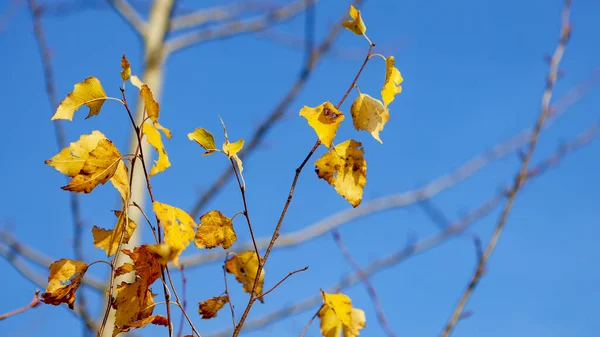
[92,210,137,256]
[225,251,264,302]
[188,127,218,155]
[315,140,367,207]
[350,94,389,143]
[38,259,88,309]
[198,296,229,319]
[342,5,367,36]
[110,160,130,201]
[300,102,345,148]
[45,130,107,177]
[62,139,122,193]
[152,201,197,264]
[51,76,108,121]
[120,54,131,81]
[142,122,171,176]
[146,243,182,266]
[141,84,160,123]
[220,118,245,184]
[381,56,403,107]
[112,245,162,336]
[195,210,237,249]
[318,291,366,337]
[118,315,168,334]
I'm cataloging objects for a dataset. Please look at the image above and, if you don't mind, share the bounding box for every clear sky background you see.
[1,0,599,337]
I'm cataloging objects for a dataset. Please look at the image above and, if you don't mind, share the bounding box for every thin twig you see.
[299,307,321,337]
[332,230,396,337]
[256,266,309,301]
[230,157,260,259]
[176,265,188,337]
[0,296,40,321]
[165,0,319,54]
[223,263,236,329]
[440,2,572,336]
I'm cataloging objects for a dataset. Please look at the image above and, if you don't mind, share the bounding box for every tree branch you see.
[440,3,572,335]
[165,0,319,54]
[0,296,40,321]
[108,0,147,37]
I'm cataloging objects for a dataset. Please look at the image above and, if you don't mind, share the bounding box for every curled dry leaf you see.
[120,54,131,81]
[38,259,88,309]
[300,102,345,148]
[350,93,389,143]
[195,210,237,249]
[188,127,218,155]
[381,56,403,107]
[198,295,229,319]
[342,5,367,36]
[225,251,265,302]
[92,210,137,256]
[318,290,366,337]
[315,140,367,207]
[153,201,197,265]
[51,76,108,121]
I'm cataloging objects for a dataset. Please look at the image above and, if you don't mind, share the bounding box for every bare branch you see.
[180,65,600,268]
[333,231,396,337]
[0,295,40,321]
[255,266,309,301]
[108,0,147,37]
[165,0,319,54]
[441,3,572,335]
[170,1,278,31]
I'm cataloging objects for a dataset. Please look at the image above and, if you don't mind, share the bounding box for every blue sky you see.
[1,0,599,337]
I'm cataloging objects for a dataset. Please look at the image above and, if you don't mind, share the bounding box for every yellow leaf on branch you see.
[220,118,245,184]
[342,5,367,36]
[120,54,131,81]
[152,201,197,265]
[142,122,171,176]
[381,56,403,107]
[146,243,182,266]
[300,102,345,148]
[198,295,229,319]
[45,130,107,177]
[350,93,389,143]
[225,251,265,302]
[110,160,130,201]
[188,127,218,155]
[315,140,367,207]
[318,291,366,337]
[92,210,137,256]
[51,76,108,121]
[141,84,159,123]
[195,210,237,249]
[38,259,88,309]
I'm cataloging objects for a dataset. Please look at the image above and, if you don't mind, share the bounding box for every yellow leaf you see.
[188,127,217,155]
[38,259,88,309]
[220,118,245,185]
[146,243,182,266]
[315,140,367,207]
[120,54,131,81]
[318,291,366,337]
[118,315,168,334]
[110,160,130,201]
[152,201,197,264]
[142,122,171,176]
[350,94,389,143]
[116,245,161,281]
[45,130,107,177]
[225,251,265,302]
[92,210,137,256]
[299,102,345,148]
[62,139,122,193]
[198,296,229,319]
[130,75,144,89]
[141,84,159,123]
[52,76,108,121]
[195,210,237,249]
[342,5,367,36]
[381,56,403,107]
